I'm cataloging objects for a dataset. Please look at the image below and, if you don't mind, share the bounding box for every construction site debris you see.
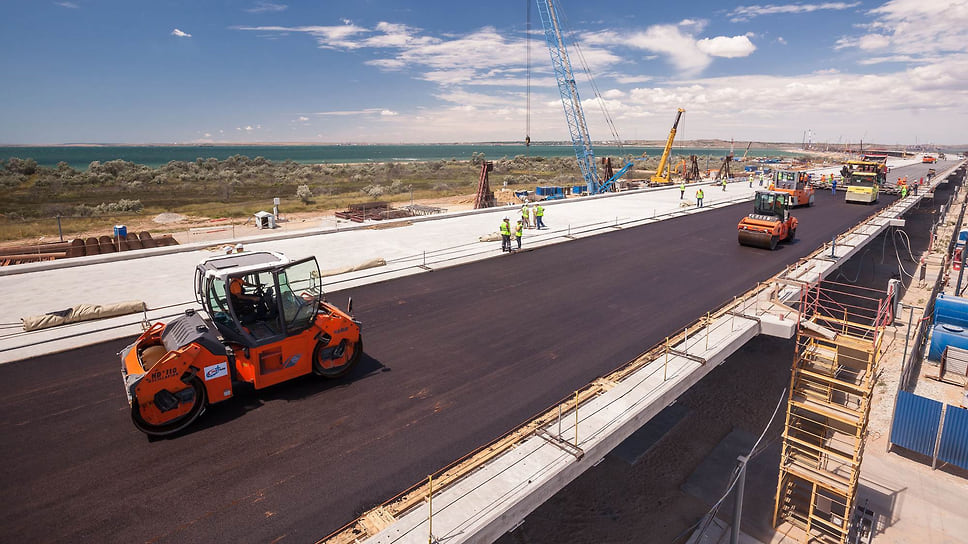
[22,300,146,332]
[334,201,431,222]
[0,231,178,266]
[320,258,387,278]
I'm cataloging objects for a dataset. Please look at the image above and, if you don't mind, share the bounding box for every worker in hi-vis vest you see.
[521,204,530,229]
[500,218,511,252]
[680,182,686,199]
[696,188,704,208]
[515,220,523,250]
[535,204,545,229]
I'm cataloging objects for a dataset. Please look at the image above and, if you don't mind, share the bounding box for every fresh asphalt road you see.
[0,189,896,543]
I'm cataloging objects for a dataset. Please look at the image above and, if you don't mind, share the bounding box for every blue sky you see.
[1,0,965,145]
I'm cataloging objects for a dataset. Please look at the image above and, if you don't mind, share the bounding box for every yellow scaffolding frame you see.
[773,281,888,543]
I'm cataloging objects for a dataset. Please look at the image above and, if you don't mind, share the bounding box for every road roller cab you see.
[737,191,798,250]
[120,251,363,436]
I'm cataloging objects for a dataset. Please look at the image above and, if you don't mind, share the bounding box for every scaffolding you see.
[773,281,890,543]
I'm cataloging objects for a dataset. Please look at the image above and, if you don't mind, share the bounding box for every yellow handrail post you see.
[705,312,711,350]
[664,337,669,380]
[574,390,579,448]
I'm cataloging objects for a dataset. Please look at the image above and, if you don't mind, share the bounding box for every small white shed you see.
[254,211,276,229]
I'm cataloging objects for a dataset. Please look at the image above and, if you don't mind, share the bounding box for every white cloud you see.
[297,116,309,122]
[776,36,787,45]
[729,2,861,22]
[313,108,394,116]
[696,36,756,58]
[380,109,399,116]
[235,23,367,50]
[54,1,79,8]
[602,89,626,99]
[171,28,192,38]
[614,75,654,84]
[245,2,287,13]
[837,0,968,59]
[237,21,613,90]
[857,34,891,50]
[615,25,712,74]
[588,23,754,75]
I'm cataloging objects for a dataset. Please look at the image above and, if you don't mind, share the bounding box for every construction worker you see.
[831,175,837,193]
[680,182,685,199]
[535,204,545,229]
[721,178,727,191]
[901,185,908,198]
[229,276,264,324]
[820,174,826,185]
[521,204,530,229]
[499,217,511,252]
[748,174,754,188]
[514,219,523,250]
[696,187,704,208]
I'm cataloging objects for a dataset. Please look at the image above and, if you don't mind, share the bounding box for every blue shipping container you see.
[934,294,968,329]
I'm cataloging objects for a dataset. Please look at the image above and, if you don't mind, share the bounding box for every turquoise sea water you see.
[0,144,800,170]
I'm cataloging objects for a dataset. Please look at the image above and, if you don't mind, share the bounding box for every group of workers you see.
[499,203,546,252]
[496,162,926,253]
[519,203,545,229]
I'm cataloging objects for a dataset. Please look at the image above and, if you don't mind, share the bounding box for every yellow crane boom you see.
[650,108,685,185]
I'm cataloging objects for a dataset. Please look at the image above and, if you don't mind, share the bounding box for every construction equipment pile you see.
[335,201,438,223]
[0,231,178,266]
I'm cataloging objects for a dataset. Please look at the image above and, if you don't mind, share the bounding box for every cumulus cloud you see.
[54,1,79,8]
[729,2,861,22]
[696,35,756,58]
[586,22,754,75]
[171,28,192,38]
[245,2,287,13]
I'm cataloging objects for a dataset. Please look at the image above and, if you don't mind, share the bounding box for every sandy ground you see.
[0,193,483,251]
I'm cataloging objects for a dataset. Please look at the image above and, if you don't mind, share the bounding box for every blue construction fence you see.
[889,390,968,470]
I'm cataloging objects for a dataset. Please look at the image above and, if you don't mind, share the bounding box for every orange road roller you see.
[738,191,798,250]
[120,251,362,436]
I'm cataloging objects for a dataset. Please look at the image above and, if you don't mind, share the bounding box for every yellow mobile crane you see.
[650,108,686,185]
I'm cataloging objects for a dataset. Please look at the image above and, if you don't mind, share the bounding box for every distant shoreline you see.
[1,143,812,171]
[1,140,959,150]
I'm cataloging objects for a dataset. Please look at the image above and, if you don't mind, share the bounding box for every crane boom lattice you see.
[535,0,599,193]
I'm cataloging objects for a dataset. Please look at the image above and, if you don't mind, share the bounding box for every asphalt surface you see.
[0,188,896,543]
